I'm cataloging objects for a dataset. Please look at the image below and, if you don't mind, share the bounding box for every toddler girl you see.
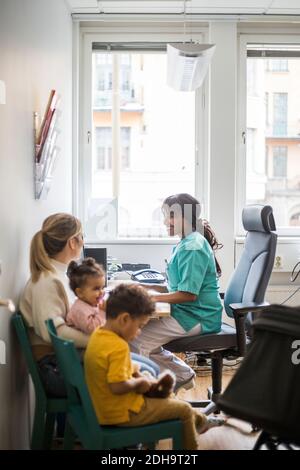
[66,257,106,335]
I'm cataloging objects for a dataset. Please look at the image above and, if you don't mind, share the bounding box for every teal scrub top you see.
[166,231,222,334]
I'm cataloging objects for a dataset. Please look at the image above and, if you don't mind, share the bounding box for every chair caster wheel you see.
[252,425,260,433]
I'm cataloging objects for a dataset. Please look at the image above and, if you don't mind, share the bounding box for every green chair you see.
[45,319,184,450]
[12,312,71,450]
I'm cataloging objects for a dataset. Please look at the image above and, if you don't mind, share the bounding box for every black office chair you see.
[218,304,300,449]
[163,205,277,415]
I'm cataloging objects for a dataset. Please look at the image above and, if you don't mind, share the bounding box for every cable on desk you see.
[280,261,300,305]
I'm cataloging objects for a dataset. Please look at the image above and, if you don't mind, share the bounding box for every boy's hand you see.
[134,377,152,394]
[132,363,142,378]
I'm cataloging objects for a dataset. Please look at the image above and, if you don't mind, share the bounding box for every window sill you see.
[236,236,300,244]
[85,238,178,246]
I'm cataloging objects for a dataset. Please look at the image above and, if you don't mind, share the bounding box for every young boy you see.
[84,284,224,450]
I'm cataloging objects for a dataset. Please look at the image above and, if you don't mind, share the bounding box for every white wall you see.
[0,0,73,449]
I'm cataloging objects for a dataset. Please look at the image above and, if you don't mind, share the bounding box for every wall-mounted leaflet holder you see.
[34,90,60,199]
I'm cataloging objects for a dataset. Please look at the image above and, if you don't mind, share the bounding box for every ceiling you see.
[65,1,300,16]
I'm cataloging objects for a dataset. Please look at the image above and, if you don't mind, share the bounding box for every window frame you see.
[237,33,300,237]
[76,28,208,244]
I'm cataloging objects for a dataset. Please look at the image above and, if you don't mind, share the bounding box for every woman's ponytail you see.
[202,221,223,277]
[30,231,54,283]
[29,213,82,283]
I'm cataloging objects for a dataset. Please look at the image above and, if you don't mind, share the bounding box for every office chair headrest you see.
[242,205,276,233]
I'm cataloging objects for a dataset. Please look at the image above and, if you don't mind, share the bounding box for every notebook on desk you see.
[104,282,170,317]
[148,289,171,318]
[153,302,171,318]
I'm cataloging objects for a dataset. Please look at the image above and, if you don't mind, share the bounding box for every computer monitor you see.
[83,247,107,286]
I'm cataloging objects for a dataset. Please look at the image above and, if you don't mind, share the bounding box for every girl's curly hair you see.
[67,257,105,293]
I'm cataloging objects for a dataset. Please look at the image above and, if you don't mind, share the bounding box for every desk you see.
[107,279,170,318]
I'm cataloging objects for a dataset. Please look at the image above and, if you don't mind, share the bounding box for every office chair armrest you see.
[229,302,269,356]
[229,301,270,315]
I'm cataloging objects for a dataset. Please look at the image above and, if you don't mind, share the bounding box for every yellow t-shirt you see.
[84,328,144,425]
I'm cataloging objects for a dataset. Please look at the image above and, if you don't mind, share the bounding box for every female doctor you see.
[130,193,223,391]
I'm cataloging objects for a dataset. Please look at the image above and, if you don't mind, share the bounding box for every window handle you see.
[242,131,246,144]
[87,131,91,144]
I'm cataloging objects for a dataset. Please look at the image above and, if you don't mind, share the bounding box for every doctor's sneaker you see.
[196,415,227,434]
[174,374,195,393]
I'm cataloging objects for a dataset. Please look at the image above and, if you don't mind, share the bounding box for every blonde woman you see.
[20,213,159,396]
[20,213,89,396]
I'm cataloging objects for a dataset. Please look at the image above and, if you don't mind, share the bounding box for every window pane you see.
[270,59,288,72]
[246,52,300,229]
[90,51,195,239]
[97,147,105,170]
[273,92,287,136]
[273,146,287,177]
[93,54,112,107]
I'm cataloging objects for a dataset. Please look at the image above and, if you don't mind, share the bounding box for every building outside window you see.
[95,127,112,170]
[268,59,289,72]
[95,127,131,171]
[273,146,287,178]
[245,45,300,229]
[273,92,288,136]
[290,212,300,226]
[85,49,196,240]
[265,92,269,126]
[94,54,112,107]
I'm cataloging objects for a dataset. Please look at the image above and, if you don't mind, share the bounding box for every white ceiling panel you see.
[65,0,300,16]
[185,1,271,15]
[66,0,100,13]
[270,0,300,15]
[66,1,185,14]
